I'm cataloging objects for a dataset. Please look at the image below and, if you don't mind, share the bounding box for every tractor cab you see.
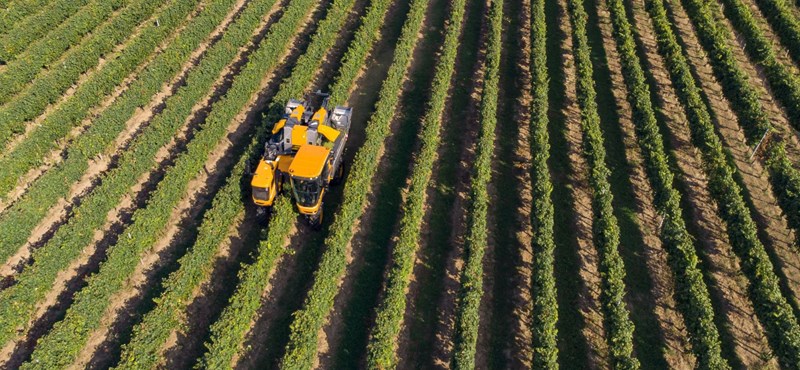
[288,145,335,226]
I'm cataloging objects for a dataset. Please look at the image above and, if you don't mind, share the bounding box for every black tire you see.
[309,206,324,230]
[331,161,345,185]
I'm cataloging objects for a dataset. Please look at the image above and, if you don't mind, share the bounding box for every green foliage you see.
[0,0,277,360]
[364,0,466,367]
[0,0,199,199]
[0,0,58,34]
[529,0,559,366]
[198,0,396,365]
[0,0,168,147]
[751,0,800,78]
[0,0,90,61]
[567,0,639,367]
[604,0,728,367]
[277,0,431,367]
[0,0,239,275]
[0,0,127,106]
[451,0,501,368]
[646,0,800,366]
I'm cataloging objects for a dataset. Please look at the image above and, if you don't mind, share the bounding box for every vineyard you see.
[1,0,800,367]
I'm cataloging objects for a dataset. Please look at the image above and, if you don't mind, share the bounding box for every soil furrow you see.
[667,0,800,318]
[631,0,776,366]
[312,0,448,366]
[482,0,534,366]
[554,0,608,366]
[391,0,482,367]
[594,0,694,367]
[0,1,292,365]
[0,0,258,283]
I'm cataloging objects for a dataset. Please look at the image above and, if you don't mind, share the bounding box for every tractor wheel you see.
[309,206,324,230]
[332,161,345,185]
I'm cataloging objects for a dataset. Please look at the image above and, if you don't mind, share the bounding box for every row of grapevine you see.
[566,0,639,367]
[646,0,800,366]
[0,0,89,61]
[278,0,433,366]
[528,0,558,366]
[112,0,366,364]
[604,0,728,367]
[0,0,56,34]
[19,0,321,364]
[451,0,501,368]
[0,0,244,270]
[0,0,279,352]
[711,0,800,131]
[197,0,400,364]
[0,0,170,147]
[752,0,800,67]
[0,0,128,105]
[364,0,467,367]
[0,0,199,199]
[691,0,800,241]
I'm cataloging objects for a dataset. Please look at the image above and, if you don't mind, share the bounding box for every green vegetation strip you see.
[0,0,241,269]
[529,0,558,367]
[364,0,466,367]
[647,0,800,366]
[197,0,398,365]
[20,0,320,365]
[0,0,57,34]
[0,0,90,61]
[752,0,800,67]
[113,0,365,365]
[451,0,501,368]
[277,0,431,367]
[0,0,274,355]
[0,0,168,147]
[0,0,199,199]
[686,0,800,244]
[0,0,127,105]
[605,0,728,367]
[567,0,639,367]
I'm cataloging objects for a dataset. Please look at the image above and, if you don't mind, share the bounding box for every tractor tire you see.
[331,161,345,185]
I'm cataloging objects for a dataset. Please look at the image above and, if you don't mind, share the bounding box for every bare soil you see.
[556,0,609,366]
[593,0,694,367]
[631,0,777,366]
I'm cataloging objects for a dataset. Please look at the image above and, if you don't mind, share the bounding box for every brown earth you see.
[631,0,777,366]
[557,0,609,367]
[594,0,695,367]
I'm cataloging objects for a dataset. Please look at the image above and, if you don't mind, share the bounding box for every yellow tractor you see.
[250,94,351,228]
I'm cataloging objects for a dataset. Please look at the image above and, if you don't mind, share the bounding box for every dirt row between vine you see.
[555,0,608,367]
[479,0,534,366]
[629,0,776,366]
[392,0,482,366]
[667,0,800,318]
[0,0,213,214]
[416,0,485,366]
[0,0,296,365]
[593,0,694,367]
[0,0,254,283]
